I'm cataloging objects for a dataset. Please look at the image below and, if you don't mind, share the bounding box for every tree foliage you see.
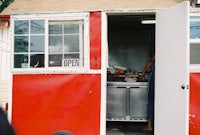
[0,0,13,13]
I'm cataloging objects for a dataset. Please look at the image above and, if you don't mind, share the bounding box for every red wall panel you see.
[90,12,101,69]
[12,74,101,135]
[190,73,200,135]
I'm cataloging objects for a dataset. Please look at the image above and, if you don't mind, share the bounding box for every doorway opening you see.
[106,13,155,135]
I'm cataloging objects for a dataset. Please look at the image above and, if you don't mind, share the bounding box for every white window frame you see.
[11,12,90,74]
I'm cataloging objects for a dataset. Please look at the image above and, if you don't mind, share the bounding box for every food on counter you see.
[124,77,137,82]
[107,65,127,75]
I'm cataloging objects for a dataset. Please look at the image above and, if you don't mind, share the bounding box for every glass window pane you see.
[30,54,44,68]
[31,20,45,34]
[190,16,200,39]
[190,43,200,64]
[14,54,29,68]
[49,54,62,67]
[49,24,62,34]
[30,36,45,52]
[14,36,28,52]
[14,20,29,34]
[190,21,200,39]
[49,36,63,53]
[48,20,84,67]
[64,35,79,52]
[64,54,79,59]
[64,24,79,34]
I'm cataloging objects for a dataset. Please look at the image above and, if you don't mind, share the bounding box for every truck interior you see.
[106,13,155,135]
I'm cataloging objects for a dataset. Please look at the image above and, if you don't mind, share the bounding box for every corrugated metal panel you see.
[1,0,184,15]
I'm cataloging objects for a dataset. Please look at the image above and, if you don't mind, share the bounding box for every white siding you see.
[0,26,10,107]
[0,79,9,109]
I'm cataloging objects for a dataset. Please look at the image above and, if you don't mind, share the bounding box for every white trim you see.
[45,18,49,68]
[7,74,13,123]
[11,12,89,20]
[11,8,161,16]
[190,65,200,72]
[105,9,159,15]
[190,8,200,14]
[190,39,200,43]
[100,11,107,135]
[11,68,102,74]
[186,3,190,135]
[84,14,90,70]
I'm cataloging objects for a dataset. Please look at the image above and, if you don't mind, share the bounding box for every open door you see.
[155,1,189,135]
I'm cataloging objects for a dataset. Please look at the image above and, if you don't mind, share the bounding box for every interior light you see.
[197,0,200,4]
[141,20,156,24]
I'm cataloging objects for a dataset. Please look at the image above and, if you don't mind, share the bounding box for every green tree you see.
[0,0,13,13]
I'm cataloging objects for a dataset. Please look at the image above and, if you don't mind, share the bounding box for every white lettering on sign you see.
[63,59,80,67]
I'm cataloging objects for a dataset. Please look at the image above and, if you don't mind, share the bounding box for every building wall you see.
[0,80,9,109]
[0,26,10,110]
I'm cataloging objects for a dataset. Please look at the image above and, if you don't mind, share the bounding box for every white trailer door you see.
[155,1,189,135]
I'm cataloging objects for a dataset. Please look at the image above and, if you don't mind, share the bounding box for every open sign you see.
[63,58,80,67]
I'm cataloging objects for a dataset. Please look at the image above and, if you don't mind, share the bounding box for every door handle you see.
[181,85,185,89]
[181,85,189,90]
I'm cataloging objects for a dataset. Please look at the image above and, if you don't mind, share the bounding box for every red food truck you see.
[1,1,200,135]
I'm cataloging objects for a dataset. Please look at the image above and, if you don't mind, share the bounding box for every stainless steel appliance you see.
[106,81,148,122]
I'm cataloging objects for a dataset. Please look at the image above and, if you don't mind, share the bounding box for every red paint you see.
[0,21,9,28]
[90,12,101,69]
[12,74,101,135]
[0,15,10,20]
[190,73,200,135]
[0,15,10,27]
[6,102,8,111]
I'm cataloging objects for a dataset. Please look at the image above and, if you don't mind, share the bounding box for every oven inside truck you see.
[106,14,155,132]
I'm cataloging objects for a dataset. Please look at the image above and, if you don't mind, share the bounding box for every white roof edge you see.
[10,8,162,16]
